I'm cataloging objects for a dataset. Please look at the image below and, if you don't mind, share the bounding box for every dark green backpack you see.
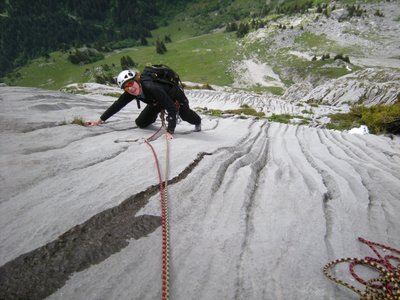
[142,64,184,89]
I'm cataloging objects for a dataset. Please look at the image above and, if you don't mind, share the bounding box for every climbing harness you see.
[323,237,400,299]
[144,111,171,300]
[175,101,181,124]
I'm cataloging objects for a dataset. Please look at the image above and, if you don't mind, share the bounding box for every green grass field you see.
[7,30,238,90]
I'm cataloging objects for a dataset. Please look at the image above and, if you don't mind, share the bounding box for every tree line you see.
[0,0,165,77]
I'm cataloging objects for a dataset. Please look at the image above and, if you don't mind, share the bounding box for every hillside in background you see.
[0,0,309,77]
[1,0,380,79]
[1,0,399,133]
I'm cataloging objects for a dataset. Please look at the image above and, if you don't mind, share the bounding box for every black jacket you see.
[100,76,184,132]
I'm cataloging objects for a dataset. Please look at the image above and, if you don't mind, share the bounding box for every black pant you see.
[135,102,201,128]
[135,84,201,128]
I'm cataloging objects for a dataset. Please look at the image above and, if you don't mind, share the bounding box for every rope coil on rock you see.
[323,237,400,300]
[144,112,170,300]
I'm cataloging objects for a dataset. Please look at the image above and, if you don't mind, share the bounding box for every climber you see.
[86,68,202,139]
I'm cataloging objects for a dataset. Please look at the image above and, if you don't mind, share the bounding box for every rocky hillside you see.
[232,1,400,106]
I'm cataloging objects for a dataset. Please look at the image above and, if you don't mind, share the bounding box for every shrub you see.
[226,106,265,118]
[327,102,400,134]
[374,10,384,17]
[183,83,214,90]
[156,39,167,54]
[334,54,344,60]
[321,53,330,60]
[225,22,238,32]
[120,55,137,70]
[203,105,265,118]
[104,92,123,98]
[359,102,400,134]
[268,114,293,124]
[209,109,223,117]
[71,117,86,126]
[347,5,365,18]
[107,39,139,50]
[334,54,351,63]
[306,100,319,107]
[327,112,361,131]
[68,48,104,65]
[237,23,250,38]
[164,35,172,43]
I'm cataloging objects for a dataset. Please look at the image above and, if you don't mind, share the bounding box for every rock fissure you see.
[0,151,212,300]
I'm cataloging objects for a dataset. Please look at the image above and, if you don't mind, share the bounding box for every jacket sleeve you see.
[100,92,135,121]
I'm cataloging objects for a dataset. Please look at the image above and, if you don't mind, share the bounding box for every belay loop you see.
[144,121,171,300]
[323,237,400,299]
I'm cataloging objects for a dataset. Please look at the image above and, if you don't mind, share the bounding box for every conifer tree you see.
[156,39,167,54]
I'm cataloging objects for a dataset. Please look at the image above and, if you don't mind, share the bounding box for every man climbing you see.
[86,67,202,139]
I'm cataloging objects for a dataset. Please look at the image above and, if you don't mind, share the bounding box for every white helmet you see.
[116,70,136,88]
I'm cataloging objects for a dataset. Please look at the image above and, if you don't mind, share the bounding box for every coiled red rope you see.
[323,237,400,299]
[144,119,170,300]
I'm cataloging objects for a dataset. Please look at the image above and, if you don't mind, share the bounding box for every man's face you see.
[124,80,141,96]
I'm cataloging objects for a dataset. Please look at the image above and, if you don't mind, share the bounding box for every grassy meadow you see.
[7,31,238,90]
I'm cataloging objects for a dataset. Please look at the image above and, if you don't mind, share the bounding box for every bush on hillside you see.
[321,54,330,60]
[236,23,250,38]
[276,1,313,15]
[71,117,86,126]
[225,22,238,32]
[225,106,265,118]
[327,102,400,134]
[374,10,384,17]
[68,48,104,65]
[120,56,137,70]
[201,105,264,119]
[85,64,117,85]
[334,54,350,63]
[106,39,140,50]
[156,39,167,54]
[347,5,366,18]
[164,35,172,43]
[268,114,293,124]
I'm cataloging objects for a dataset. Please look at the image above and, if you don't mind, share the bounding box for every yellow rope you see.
[323,238,400,300]
[162,126,170,300]
[145,110,170,300]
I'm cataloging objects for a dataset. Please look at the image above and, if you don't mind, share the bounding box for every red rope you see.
[323,237,400,299]
[349,238,400,291]
[144,124,170,300]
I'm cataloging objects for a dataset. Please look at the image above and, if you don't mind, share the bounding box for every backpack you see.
[142,64,184,89]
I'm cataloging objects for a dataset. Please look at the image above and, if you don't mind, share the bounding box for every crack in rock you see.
[234,122,270,299]
[0,152,211,300]
[297,130,339,260]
